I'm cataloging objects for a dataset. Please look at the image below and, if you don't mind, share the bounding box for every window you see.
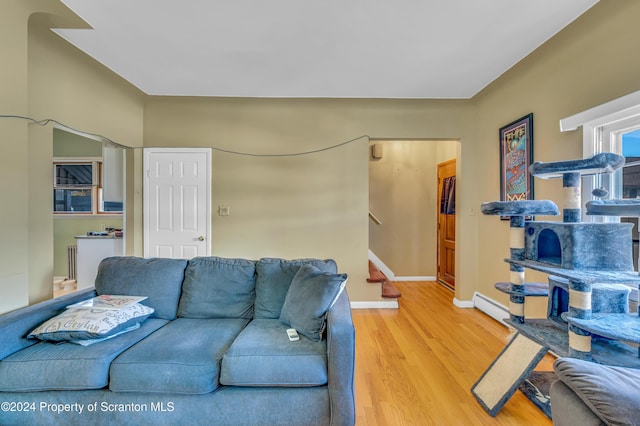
[560,89,640,218]
[53,159,123,215]
[622,129,640,198]
[560,90,640,269]
[54,163,94,213]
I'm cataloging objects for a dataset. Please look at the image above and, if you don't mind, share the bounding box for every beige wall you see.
[3,0,473,312]
[369,140,457,276]
[26,10,144,308]
[471,0,640,316]
[3,0,639,315]
[143,98,472,302]
[0,0,145,314]
[0,2,34,316]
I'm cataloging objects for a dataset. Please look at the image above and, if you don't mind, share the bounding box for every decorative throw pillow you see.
[255,258,338,319]
[69,324,141,346]
[279,264,348,342]
[28,303,154,342]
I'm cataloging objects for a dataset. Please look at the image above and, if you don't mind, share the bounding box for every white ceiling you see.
[55,0,599,99]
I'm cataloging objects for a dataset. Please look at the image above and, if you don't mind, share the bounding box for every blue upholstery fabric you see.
[0,288,96,360]
[178,257,256,319]
[95,257,188,320]
[0,256,356,425]
[326,291,356,426]
[279,264,347,341]
[110,318,248,394]
[220,319,328,387]
[553,357,640,426]
[550,380,605,426]
[0,319,167,391]
[0,387,332,426]
[254,258,337,319]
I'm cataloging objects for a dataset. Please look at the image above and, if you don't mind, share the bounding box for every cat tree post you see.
[480,200,559,324]
[509,215,526,323]
[567,279,593,358]
[562,172,581,222]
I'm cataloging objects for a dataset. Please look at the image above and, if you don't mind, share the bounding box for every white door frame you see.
[143,147,212,258]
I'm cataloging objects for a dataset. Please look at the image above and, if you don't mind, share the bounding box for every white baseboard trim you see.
[394,276,436,282]
[473,292,509,327]
[453,298,474,308]
[351,300,399,309]
[368,250,395,280]
[368,250,435,282]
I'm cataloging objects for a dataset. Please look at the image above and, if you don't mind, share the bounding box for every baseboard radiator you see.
[473,292,509,327]
[67,245,77,281]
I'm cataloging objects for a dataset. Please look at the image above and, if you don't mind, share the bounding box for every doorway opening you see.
[52,129,126,297]
[368,139,458,290]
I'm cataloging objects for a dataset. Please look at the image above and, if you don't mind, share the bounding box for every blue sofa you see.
[0,256,355,426]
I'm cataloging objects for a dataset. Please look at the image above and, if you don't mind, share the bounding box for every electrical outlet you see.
[218,206,230,216]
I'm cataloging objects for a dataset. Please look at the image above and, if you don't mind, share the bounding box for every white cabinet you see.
[76,236,124,290]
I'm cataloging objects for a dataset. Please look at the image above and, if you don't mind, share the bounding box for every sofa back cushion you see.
[254,258,337,319]
[177,257,256,319]
[95,257,188,320]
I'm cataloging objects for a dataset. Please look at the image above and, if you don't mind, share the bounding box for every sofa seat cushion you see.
[553,357,640,426]
[220,319,328,387]
[178,256,256,319]
[110,318,249,394]
[0,318,167,391]
[254,258,337,319]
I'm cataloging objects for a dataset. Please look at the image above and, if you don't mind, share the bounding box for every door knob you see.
[197,236,205,241]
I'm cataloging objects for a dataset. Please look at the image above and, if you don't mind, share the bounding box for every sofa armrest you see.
[0,288,96,360]
[552,357,640,426]
[549,380,604,426]
[326,290,356,426]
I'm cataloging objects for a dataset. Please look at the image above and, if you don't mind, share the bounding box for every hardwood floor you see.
[353,281,554,425]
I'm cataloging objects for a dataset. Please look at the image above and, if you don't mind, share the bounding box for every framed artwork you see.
[500,113,533,202]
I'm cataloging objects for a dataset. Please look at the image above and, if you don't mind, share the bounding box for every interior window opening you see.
[53,159,123,215]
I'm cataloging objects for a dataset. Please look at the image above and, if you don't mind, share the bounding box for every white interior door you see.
[144,148,211,258]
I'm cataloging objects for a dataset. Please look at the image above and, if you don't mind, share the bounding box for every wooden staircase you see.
[368,261,401,298]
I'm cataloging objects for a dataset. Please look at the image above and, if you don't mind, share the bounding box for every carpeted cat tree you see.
[472,152,640,418]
